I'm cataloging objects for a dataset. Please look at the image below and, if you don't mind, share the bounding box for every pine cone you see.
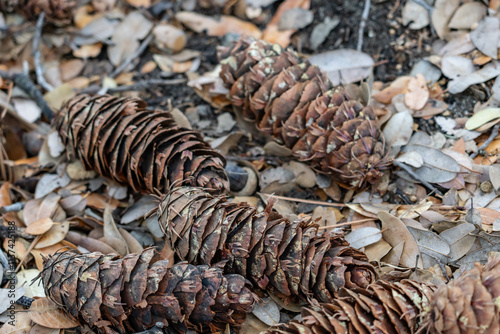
[0,0,79,23]
[267,257,500,334]
[267,279,436,334]
[430,257,500,334]
[218,37,388,188]
[53,94,229,194]
[40,248,256,333]
[158,187,377,303]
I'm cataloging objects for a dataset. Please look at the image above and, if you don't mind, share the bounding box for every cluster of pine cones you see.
[36,36,500,334]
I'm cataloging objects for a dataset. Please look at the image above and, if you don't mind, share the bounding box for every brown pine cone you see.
[40,248,256,333]
[158,187,377,304]
[218,37,388,188]
[0,0,79,23]
[430,257,500,334]
[267,279,436,334]
[267,257,500,334]
[53,94,229,194]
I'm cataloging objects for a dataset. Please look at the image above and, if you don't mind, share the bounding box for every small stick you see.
[80,78,187,94]
[318,218,376,230]
[470,124,500,159]
[32,12,53,92]
[0,202,25,214]
[258,193,347,207]
[357,0,371,51]
[392,160,443,196]
[110,33,153,79]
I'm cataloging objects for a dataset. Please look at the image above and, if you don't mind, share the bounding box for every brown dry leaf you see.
[25,218,54,235]
[262,0,310,47]
[60,59,84,82]
[35,221,70,249]
[372,76,412,104]
[176,12,261,38]
[64,231,116,254]
[108,11,153,66]
[43,84,76,110]
[74,5,100,29]
[2,237,29,261]
[378,211,423,268]
[29,324,60,334]
[364,238,392,262]
[28,297,79,329]
[86,193,119,210]
[381,241,404,266]
[103,206,128,255]
[0,309,32,334]
[0,182,18,223]
[127,0,150,7]
[119,228,143,254]
[478,207,500,232]
[72,43,102,58]
[239,314,269,334]
[405,74,429,110]
[23,194,61,226]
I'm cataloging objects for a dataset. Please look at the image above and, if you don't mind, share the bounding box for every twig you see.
[0,70,53,121]
[0,202,25,215]
[392,160,443,196]
[318,218,376,230]
[470,124,500,159]
[32,12,53,92]
[79,78,187,94]
[258,193,347,207]
[357,0,371,51]
[110,33,153,79]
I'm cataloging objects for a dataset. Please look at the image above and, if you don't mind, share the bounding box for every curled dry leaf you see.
[23,194,61,226]
[378,211,423,268]
[28,297,79,329]
[372,76,412,104]
[36,221,70,249]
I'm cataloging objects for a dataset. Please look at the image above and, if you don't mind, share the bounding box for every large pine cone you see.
[218,37,388,188]
[267,256,500,334]
[40,248,256,333]
[158,187,377,303]
[53,94,229,194]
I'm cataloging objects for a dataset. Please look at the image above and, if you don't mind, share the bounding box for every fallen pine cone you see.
[266,256,500,334]
[218,37,388,189]
[0,0,79,23]
[158,187,377,304]
[53,94,229,194]
[40,248,256,333]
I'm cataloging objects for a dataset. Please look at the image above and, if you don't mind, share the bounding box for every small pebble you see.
[481,181,494,193]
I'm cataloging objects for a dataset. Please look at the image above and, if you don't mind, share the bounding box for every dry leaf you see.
[364,238,392,262]
[441,55,476,80]
[262,0,310,46]
[251,297,280,326]
[308,49,374,85]
[104,206,128,255]
[431,0,459,39]
[25,218,54,235]
[448,61,500,94]
[64,231,116,254]
[23,194,61,226]
[465,107,500,130]
[108,11,153,66]
[448,2,487,30]
[402,0,429,30]
[405,74,429,110]
[345,227,382,249]
[470,17,500,59]
[72,43,102,58]
[35,221,70,249]
[372,76,412,104]
[378,211,423,268]
[176,11,261,38]
[28,297,79,329]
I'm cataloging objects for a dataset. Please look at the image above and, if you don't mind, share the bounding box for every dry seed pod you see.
[267,256,500,334]
[40,248,256,333]
[159,187,377,303]
[53,94,229,194]
[218,37,388,188]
